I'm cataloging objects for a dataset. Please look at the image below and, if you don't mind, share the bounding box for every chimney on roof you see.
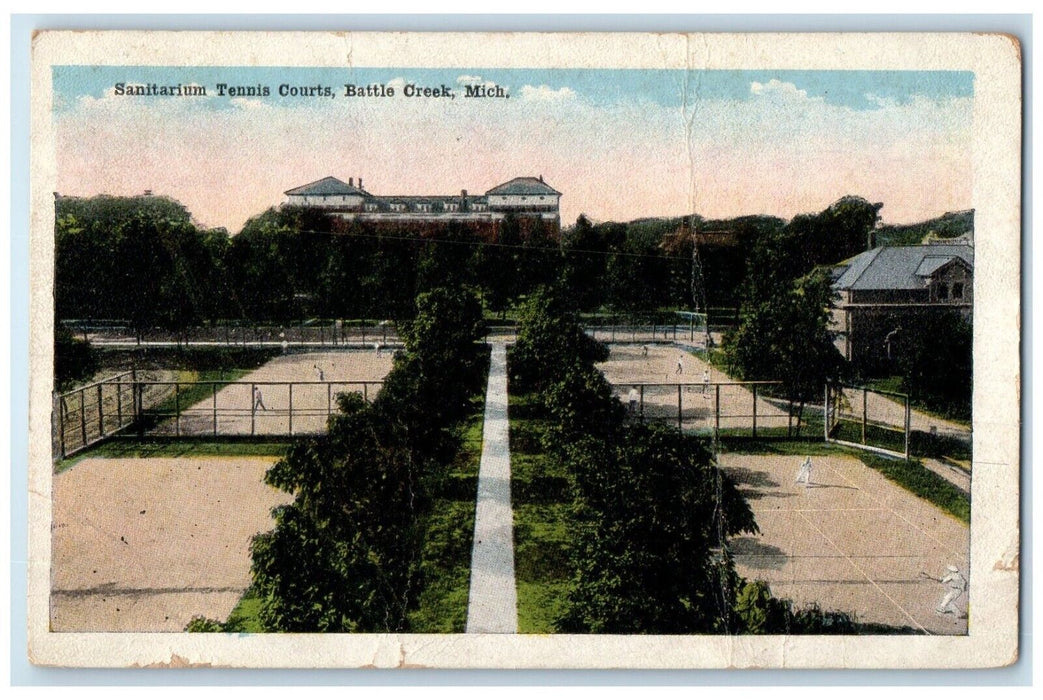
[539,174,544,182]
[349,177,354,187]
[144,189,153,196]
[359,177,363,189]
[461,189,467,198]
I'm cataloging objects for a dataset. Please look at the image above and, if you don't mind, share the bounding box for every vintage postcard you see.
[27,31,1021,669]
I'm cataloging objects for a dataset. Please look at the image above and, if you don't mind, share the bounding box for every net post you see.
[788,396,793,438]
[251,382,256,436]
[97,383,105,437]
[364,383,369,403]
[175,382,181,437]
[862,388,868,445]
[639,385,644,421]
[212,382,218,436]
[288,383,294,435]
[677,384,682,432]
[116,380,123,428]
[327,382,332,417]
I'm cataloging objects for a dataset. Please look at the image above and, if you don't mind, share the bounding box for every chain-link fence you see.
[609,381,818,438]
[825,383,911,458]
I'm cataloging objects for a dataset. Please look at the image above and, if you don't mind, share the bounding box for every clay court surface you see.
[718,453,970,635]
[51,456,290,632]
[597,344,791,432]
[157,350,394,437]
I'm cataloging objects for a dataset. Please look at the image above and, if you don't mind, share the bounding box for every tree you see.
[893,310,973,420]
[54,326,97,391]
[556,422,758,634]
[725,267,846,428]
[510,287,609,395]
[250,394,422,632]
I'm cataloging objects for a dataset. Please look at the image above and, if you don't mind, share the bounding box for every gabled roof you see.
[833,244,973,292]
[285,176,368,197]
[914,255,967,278]
[485,176,561,196]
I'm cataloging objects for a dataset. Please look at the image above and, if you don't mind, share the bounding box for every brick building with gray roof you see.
[283,175,561,236]
[832,243,973,371]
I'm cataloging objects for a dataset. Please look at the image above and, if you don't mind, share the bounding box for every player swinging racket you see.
[922,565,967,615]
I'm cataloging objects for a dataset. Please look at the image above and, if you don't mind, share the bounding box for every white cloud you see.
[230,97,266,110]
[456,74,484,85]
[749,79,811,101]
[519,84,576,102]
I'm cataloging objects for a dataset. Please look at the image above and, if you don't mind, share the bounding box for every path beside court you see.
[466,343,518,634]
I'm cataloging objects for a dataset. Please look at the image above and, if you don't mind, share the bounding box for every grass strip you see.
[55,439,290,472]
[408,411,485,633]
[509,392,573,634]
[859,453,970,524]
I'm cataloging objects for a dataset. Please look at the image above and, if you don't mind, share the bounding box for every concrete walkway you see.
[466,343,518,634]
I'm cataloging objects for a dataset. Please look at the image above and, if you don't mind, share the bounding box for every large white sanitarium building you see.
[283,175,562,235]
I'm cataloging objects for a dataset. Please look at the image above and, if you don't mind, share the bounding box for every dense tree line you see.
[55,193,887,330]
[241,286,486,632]
[510,288,860,633]
[722,198,881,422]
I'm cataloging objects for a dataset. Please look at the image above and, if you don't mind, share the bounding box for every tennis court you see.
[719,453,970,635]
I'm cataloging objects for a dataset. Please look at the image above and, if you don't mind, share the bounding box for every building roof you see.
[485,176,561,196]
[285,176,368,197]
[833,244,973,292]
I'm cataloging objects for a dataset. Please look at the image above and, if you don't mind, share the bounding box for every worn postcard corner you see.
[27,30,1020,670]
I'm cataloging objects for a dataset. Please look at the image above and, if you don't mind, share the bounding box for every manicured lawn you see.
[55,438,290,473]
[509,393,573,634]
[408,412,484,633]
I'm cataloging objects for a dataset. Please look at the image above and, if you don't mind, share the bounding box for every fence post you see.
[79,388,87,448]
[383,323,388,345]
[251,383,256,436]
[59,396,67,459]
[904,396,911,460]
[787,398,793,438]
[327,383,332,417]
[320,324,325,347]
[97,384,105,437]
[751,384,758,438]
[824,384,830,442]
[677,384,682,432]
[364,383,369,403]
[175,382,181,437]
[639,385,644,422]
[715,384,720,439]
[288,383,294,435]
[862,388,868,445]
[212,382,218,436]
